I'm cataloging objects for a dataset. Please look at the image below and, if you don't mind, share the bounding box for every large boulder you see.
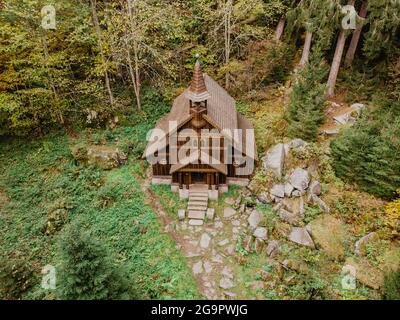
[282,258,309,274]
[344,257,384,290]
[310,194,330,213]
[270,184,285,198]
[266,240,279,257]
[289,138,308,149]
[248,210,262,229]
[289,168,310,191]
[288,227,315,248]
[284,183,294,197]
[253,227,268,240]
[263,143,285,178]
[307,215,346,259]
[308,181,322,196]
[84,145,127,170]
[354,232,378,256]
[279,208,302,225]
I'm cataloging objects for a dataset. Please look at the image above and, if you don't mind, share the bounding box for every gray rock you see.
[288,227,315,248]
[189,219,203,226]
[247,210,262,229]
[270,184,285,198]
[218,239,229,246]
[283,143,290,156]
[224,197,235,205]
[266,240,279,257]
[178,209,185,221]
[309,180,322,196]
[200,233,211,249]
[222,266,234,279]
[85,145,127,170]
[322,129,339,135]
[292,189,306,197]
[273,203,283,212]
[289,168,310,191]
[231,219,240,227]
[243,235,253,252]
[289,138,307,149]
[253,227,268,240]
[279,208,301,225]
[355,232,378,256]
[219,278,234,289]
[192,261,203,274]
[234,196,242,206]
[311,194,330,213]
[284,183,294,197]
[263,143,286,178]
[298,197,305,216]
[223,291,237,298]
[224,244,235,255]
[212,254,223,264]
[223,207,236,218]
[203,261,213,273]
[333,113,351,125]
[206,208,215,220]
[351,103,365,112]
[214,220,223,229]
[281,198,294,212]
[257,193,271,204]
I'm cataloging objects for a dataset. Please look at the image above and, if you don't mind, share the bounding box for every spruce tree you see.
[58,223,136,300]
[286,50,328,141]
[331,97,400,200]
[363,0,400,60]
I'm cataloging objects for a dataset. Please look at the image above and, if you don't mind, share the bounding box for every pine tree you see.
[286,50,328,141]
[331,97,400,200]
[58,222,137,300]
[363,0,400,60]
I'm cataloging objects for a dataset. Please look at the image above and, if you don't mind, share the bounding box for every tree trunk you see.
[90,0,114,106]
[127,0,141,110]
[327,0,355,97]
[344,0,368,67]
[275,17,286,40]
[224,0,233,89]
[299,31,313,67]
[40,32,64,124]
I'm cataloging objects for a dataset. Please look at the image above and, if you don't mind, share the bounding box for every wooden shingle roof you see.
[184,60,211,102]
[143,67,254,160]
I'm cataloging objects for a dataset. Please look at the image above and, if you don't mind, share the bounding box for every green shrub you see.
[383,265,400,300]
[331,97,400,200]
[58,222,138,300]
[0,253,34,300]
[285,51,328,141]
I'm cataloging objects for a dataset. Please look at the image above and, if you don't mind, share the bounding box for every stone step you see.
[189,219,204,226]
[189,190,208,197]
[189,186,208,191]
[188,205,208,212]
[189,194,208,198]
[189,196,209,201]
[188,210,205,219]
[188,201,207,207]
[189,195,208,200]
[188,200,208,206]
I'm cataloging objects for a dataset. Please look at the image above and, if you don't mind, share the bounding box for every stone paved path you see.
[173,196,253,299]
[141,169,253,299]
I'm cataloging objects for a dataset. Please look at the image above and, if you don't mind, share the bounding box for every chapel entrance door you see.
[192,172,205,184]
